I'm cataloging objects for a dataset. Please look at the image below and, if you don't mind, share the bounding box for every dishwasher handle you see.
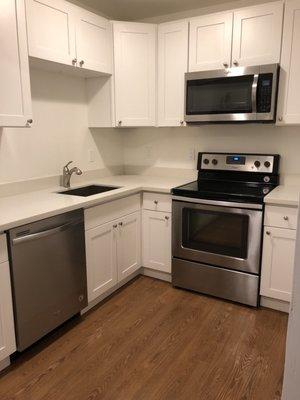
[12,219,82,245]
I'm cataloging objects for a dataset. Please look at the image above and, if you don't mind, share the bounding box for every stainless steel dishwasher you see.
[8,209,87,351]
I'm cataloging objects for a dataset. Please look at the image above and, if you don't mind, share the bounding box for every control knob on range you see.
[264,161,271,168]
[263,187,270,195]
[203,158,210,165]
[212,159,218,166]
[254,160,261,168]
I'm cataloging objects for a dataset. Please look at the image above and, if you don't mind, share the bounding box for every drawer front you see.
[264,205,298,230]
[0,234,8,264]
[143,193,171,212]
[85,194,141,230]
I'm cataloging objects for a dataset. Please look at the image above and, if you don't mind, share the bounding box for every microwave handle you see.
[252,74,259,113]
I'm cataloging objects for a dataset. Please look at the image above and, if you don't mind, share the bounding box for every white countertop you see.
[264,185,300,207]
[0,175,191,232]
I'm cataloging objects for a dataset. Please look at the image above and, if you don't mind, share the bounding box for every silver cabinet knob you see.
[118,121,122,126]
[26,119,33,125]
[113,224,117,229]
[266,231,271,235]
[233,60,239,66]
[278,117,283,122]
[118,222,123,227]
[180,120,184,126]
[283,216,289,221]
[79,60,84,67]
[165,216,169,220]
[154,200,158,205]
[72,58,77,65]
[223,62,229,68]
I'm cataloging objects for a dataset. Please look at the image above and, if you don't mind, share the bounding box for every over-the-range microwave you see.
[184,64,280,124]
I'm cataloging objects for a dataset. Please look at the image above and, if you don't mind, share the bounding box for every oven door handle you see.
[171,196,263,210]
[252,74,259,114]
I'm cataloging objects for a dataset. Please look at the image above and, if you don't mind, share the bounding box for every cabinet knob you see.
[26,119,33,125]
[72,58,77,65]
[165,216,169,220]
[154,200,158,205]
[223,62,229,68]
[113,224,118,229]
[180,120,184,126]
[118,121,122,126]
[233,60,239,66]
[266,231,271,235]
[79,60,84,67]
[118,222,123,227]
[283,216,289,221]
[278,117,283,122]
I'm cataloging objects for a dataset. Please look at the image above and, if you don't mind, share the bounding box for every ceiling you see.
[73,0,230,20]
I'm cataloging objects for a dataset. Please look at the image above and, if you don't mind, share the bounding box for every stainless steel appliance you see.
[8,209,87,351]
[185,64,279,124]
[172,152,280,307]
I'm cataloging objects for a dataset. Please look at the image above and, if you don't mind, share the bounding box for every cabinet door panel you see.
[0,0,32,127]
[142,211,171,273]
[0,261,16,361]
[158,21,188,126]
[117,212,141,281]
[277,0,300,125]
[25,0,76,65]
[76,11,112,74]
[189,13,233,72]
[113,22,156,127]
[85,222,117,302]
[260,227,296,302]
[232,2,283,67]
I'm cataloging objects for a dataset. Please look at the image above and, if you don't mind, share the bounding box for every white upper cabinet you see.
[189,12,233,72]
[232,1,283,67]
[113,22,156,127]
[277,0,300,125]
[75,10,112,74]
[0,0,32,127]
[25,0,76,66]
[25,0,112,74]
[157,21,188,127]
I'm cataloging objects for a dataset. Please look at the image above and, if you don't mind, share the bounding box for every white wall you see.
[0,68,123,184]
[123,125,300,178]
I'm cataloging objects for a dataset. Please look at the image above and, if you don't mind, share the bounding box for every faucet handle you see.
[64,161,73,171]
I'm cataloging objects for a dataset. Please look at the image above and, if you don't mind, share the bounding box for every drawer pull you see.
[118,222,123,227]
[283,216,289,221]
[113,224,117,229]
[165,216,169,220]
[154,200,158,205]
[266,231,271,236]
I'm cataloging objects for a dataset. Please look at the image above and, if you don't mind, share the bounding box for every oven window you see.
[182,208,249,259]
[186,75,254,115]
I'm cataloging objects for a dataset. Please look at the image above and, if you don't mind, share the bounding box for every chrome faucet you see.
[62,161,82,188]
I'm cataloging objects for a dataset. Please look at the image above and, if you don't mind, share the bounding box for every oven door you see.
[172,199,263,274]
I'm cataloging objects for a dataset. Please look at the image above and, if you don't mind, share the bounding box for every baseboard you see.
[142,267,172,283]
[0,357,10,372]
[260,296,290,313]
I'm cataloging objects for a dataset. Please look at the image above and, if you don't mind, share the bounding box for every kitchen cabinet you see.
[157,21,189,127]
[25,0,112,74]
[85,221,117,302]
[113,22,156,127]
[0,0,32,127]
[0,236,16,364]
[142,210,171,273]
[260,227,296,302]
[232,1,283,67]
[189,13,233,72]
[277,0,300,125]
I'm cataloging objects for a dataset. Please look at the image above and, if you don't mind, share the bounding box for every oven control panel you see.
[199,153,279,174]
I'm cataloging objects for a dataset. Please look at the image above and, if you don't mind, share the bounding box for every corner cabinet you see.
[157,21,189,126]
[0,0,32,127]
[113,22,156,127]
[277,0,300,125]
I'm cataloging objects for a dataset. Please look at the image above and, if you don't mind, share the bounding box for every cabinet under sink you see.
[58,185,121,197]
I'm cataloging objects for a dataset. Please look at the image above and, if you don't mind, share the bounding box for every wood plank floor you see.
[0,276,288,400]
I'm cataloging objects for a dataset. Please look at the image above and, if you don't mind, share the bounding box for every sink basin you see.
[58,185,121,197]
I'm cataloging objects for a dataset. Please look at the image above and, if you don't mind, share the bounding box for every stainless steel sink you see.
[58,184,121,197]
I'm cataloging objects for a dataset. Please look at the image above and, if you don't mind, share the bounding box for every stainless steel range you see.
[171,152,280,307]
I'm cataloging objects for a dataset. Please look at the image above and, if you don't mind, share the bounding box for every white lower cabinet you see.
[0,236,16,363]
[142,210,172,273]
[260,226,296,302]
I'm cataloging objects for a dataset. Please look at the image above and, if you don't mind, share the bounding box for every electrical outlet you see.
[88,149,95,163]
[188,147,195,161]
[145,145,153,159]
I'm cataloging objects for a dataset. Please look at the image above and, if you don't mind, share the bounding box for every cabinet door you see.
[0,261,16,361]
[117,212,141,281]
[25,0,76,66]
[113,22,156,127]
[142,211,171,273]
[189,12,233,72]
[157,21,188,127]
[277,0,300,125]
[232,1,283,67]
[0,0,32,127]
[85,222,117,302]
[75,11,112,74]
[260,227,296,302]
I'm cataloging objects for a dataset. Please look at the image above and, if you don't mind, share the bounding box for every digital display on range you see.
[226,155,246,165]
